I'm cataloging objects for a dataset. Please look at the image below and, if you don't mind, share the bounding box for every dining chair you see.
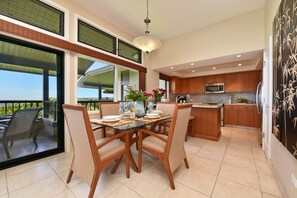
[155,102,176,134]
[0,107,42,159]
[63,104,130,198]
[99,102,120,137]
[138,103,192,189]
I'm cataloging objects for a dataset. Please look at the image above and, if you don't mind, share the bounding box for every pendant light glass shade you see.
[133,0,161,54]
[133,34,161,54]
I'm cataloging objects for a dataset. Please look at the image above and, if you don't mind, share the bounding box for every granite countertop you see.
[192,103,223,108]
[224,103,256,106]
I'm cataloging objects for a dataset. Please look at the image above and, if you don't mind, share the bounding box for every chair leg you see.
[138,133,143,173]
[111,156,123,174]
[102,127,106,138]
[89,171,100,198]
[33,137,38,147]
[126,152,130,178]
[163,160,175,190]
[184,158,189,169]
[66,170,74,183]
[3,142,10,159]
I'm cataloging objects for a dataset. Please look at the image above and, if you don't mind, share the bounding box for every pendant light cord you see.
[144,0,151,34]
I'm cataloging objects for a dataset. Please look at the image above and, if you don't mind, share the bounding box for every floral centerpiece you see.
[125,89,153,101]
[152,88,166,103]
[125,88,152,118]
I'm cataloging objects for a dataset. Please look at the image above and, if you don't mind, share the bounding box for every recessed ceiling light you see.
[236,54,242,58]
[212,67,216,70]
[190,63,194,66]
[238,63,242,66]
[170,66,174,69]
[192,70,195,72]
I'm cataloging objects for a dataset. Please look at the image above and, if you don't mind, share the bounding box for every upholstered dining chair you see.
[138,103,192,189]
[0,107,42,159]
[63,104,130,198]
[155,102,176,134]
[99,102,120,137]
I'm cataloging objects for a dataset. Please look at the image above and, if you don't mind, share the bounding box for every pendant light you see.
[133,0,161,54]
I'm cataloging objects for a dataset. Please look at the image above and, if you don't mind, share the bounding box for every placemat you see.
[91,119,133,127]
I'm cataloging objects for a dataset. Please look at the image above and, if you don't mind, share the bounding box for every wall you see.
[265,1,297,198]
[151,8,265,68]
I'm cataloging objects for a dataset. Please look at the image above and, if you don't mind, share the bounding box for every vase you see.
[134,100,145,118]
[155,97,161,104]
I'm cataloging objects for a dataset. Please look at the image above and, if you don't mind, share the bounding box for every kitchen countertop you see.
[224,103,256,106]
[192,103,223,108]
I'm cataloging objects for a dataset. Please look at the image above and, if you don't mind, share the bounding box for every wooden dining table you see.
[91,113,172,172]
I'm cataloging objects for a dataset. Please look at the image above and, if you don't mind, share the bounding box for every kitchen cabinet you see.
[224,104,260,128]
[205,74,225,84]
[169,77,181,94]
[189,77,204,94]
[224,71,261,93]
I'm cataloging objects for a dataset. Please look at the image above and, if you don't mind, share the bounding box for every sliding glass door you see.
[0,35,64,168]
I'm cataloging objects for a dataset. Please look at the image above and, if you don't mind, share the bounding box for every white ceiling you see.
[69,0,266,76]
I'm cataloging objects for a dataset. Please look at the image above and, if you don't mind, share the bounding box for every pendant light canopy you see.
[133,0,161,54]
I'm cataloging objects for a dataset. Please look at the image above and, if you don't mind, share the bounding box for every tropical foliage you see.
[125,88,153,101]
[152,88,166,98]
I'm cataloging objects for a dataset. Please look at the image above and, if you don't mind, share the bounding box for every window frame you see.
[118,39,142,64]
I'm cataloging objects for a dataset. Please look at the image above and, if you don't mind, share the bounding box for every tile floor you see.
[0,126,282,198]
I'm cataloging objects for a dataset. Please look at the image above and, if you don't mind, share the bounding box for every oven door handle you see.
[256,82,261,114]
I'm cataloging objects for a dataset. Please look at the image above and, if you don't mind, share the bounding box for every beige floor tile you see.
[45,152,74,163]
[49,157,73,173]
[196,149,224,162]
[56,169,83,187]
[125,166,169,197]
[212,178,262,198]
[218,136,230,144]
[104,159,137,184]
[225,146,254,160]
[70,172,122,198]
[7,164,55,192]
[0,171,7,196]
[52,189,76,198]
[159,182,209,198]
[0,194,8,198]
[6,159,48,176]
[9,175,67,198]
[190,156,221,176]
[186,137,207,148]
[259,175,282,197]
[184,144,201,159]
[200,142,227,154]
[219,163,260,190]
[223,154,256,172]
[255,161,274,177]
[262,192,282,198]
[175,167,216,196]
[106,185,142,198]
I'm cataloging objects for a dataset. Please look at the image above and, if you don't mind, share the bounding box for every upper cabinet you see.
[205,74,225,84]
[169,70,261,94]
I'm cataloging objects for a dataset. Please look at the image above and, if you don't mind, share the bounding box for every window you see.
[159,79,169,97]
[118,40,142,64]
[0,0,64,36]
[78,20,116,54]
[77,57,114,110]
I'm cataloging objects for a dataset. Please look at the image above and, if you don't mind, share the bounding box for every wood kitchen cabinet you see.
[248,71,261,92]
[205,74,225,84]
[224,104,260,128]
[169,77,181,94]
[189,77,205,94]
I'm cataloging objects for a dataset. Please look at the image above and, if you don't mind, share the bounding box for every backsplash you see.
[169,92,256,104]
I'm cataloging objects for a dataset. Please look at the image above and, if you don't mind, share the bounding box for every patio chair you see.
[138,104,192,189]
[63,104,130,198]
[0,107,42,159]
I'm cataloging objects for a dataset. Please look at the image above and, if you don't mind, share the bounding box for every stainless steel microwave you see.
[205,83,224,93]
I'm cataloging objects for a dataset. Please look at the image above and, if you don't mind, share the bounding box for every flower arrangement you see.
[152,88,166,98]
[125,88,153,101]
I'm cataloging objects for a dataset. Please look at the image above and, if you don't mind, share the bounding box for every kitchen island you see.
[191,104,222,141]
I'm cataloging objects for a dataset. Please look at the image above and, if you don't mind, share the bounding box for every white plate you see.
[102,115,121,120]
[152,110,163,115]
[146,113,159,117]
[90,119,103,123]
[144,115,160,119]
[102,117,121,122]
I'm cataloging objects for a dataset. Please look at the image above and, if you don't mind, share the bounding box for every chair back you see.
[99,102,119,118]
[63,104,98,185]
[4,107,42,138]
[156,102,176,116]
[166,104,192,171]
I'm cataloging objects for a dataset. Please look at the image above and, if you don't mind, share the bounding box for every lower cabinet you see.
[224,105,260,128]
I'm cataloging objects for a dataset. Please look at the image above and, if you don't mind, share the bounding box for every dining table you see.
[90,113,172,172]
